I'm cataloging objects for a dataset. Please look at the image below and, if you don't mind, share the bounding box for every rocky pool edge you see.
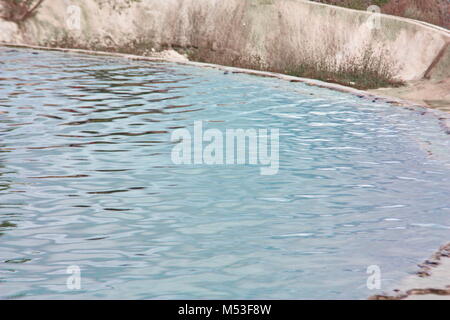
[369,243,450,300]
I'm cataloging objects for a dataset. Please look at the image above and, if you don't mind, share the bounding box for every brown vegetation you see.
[311,0,449,29]
[0,0,44,22]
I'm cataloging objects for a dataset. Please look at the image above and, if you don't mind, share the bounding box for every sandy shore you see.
[371,78,450,114]
[370,243,450,300]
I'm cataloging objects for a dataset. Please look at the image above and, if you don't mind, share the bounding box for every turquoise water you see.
[0,48,449,299]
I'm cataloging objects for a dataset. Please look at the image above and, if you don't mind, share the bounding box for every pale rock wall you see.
[0,19,22,43]
[1,0,449,82]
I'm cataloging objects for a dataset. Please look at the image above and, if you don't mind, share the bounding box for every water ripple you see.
[0,47,449,299]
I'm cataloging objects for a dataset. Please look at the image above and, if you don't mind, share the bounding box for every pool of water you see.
[0,47,449,299]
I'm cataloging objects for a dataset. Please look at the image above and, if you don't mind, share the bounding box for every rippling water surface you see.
[0,48,449,299]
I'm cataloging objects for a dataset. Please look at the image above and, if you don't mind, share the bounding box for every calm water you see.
[0,48,449,299]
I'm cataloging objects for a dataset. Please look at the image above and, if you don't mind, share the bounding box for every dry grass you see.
[267,34,402,89]
[282,52,402,90]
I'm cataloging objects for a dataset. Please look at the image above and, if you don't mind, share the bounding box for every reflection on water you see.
[0,47,449,299]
